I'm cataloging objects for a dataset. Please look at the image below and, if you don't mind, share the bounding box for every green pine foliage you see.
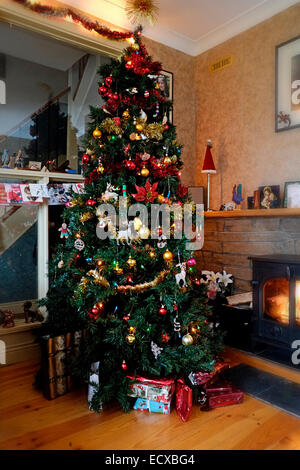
[41,27,223,411]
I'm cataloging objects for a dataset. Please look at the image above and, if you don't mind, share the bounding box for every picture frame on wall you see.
[284,181,300,208]
[276,35,300,132]
[155,70,173,123]
[259,185,280,209]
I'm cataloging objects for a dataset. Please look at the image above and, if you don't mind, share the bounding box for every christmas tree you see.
[42,27,223,412]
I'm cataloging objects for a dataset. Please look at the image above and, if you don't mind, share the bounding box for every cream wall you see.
[143,37,196,187]
[195,3,300,210]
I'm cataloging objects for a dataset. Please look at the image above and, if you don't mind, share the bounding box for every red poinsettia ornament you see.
[132,180,159,203]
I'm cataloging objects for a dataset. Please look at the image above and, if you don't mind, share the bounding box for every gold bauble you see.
[157,194,164,203]
[135,134,142,141]
[134,217,143,231]
[131,43,140,51]
[182,334,194,346]
[122,109,130,119]
[164,156,172,165]
[93,128,102,139]
[139,225,150,239]
[136,123,144,132]
[97,164,105,174]
[141,167,149,177]
[126,334,136,344]
[171,155,178,163]
[130,133,137,141]
[149,250,156,259]
[163,249,173,261]
[127,256,136,268]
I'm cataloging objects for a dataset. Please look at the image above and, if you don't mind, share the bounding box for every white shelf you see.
[0,168,84,182]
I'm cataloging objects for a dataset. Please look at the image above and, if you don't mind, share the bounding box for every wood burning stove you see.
[251,255,300,351]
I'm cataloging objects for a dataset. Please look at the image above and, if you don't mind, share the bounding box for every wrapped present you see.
[188,360,230,386]
[128,376,175,404]
[176,378,193,422]
[41,331,84,400]
[133,398,171,414]
[204,380,233,393]
[201,385,243,411]
[88,361,102,411]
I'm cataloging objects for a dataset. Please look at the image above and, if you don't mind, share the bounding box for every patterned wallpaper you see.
[194,3,300,210]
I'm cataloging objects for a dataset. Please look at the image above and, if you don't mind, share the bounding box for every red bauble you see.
[107,92,113,99]
[159,306,167,315]
[98,85,107,96]
[81,154,90,164]
[158,227,163,236]
[121,361,128,370]
[144,90,150,98]
[92,307,99,315]
[114,117,121,126]
[123,315,130,322]
[105,76,113,87]
[112,93,119,101]
[125,61,133,69]
[164,124,169,130]
[187,258,196,267]
[162,333,170,343]
[86,199,97,206]
[125,160,136,170]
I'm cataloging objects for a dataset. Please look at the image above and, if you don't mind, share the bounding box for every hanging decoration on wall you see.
[11,0,139,41]
[125,0,159,25]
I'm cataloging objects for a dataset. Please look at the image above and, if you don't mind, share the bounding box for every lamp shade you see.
[201,140,216,174]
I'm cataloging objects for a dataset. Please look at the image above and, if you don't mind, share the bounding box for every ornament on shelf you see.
[58,223,70,239]
[151,341,163,359]
[121,360,128,370]
[74,238,85,251]
[182,333,193,346]
[93,128,102,139]
[175,262,187,287]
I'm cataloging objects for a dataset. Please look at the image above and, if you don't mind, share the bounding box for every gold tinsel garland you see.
[117,269,170,293]
[100,118,124,135]
[126,0,159,25]
[143,123,165,140]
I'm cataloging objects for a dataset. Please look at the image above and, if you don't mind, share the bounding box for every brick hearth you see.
[197,216,300,293]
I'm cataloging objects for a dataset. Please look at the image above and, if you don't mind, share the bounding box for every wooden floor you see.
[1,349,300,450]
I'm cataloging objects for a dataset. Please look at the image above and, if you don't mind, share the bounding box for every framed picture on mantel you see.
[276,35,300,132]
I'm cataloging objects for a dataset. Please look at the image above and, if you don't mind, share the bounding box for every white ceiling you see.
[61,0,300,55]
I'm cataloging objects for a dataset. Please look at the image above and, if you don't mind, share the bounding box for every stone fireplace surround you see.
[197,209,300,293]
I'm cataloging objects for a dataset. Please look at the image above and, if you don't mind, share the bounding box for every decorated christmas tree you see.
[42,27,223,412]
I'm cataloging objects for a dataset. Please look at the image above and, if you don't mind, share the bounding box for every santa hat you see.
[201,140,216,174]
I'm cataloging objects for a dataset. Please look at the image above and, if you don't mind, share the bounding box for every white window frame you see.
[0,168,84,299]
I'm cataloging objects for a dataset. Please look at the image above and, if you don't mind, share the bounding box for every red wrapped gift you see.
[189,361,230,386]
[204,380,233,393]
[127,376,175,404]
[201,385,243,411]
[176,378,193,422]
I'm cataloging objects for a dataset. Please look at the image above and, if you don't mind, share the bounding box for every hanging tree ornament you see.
[127,255,136,268]
[58,222,70,239]
[93,128,102,139]
[121,360,128,370]
[182,333,194,346]
[173,302,181,338]
[151,341,163,359]
[74,237,85,251]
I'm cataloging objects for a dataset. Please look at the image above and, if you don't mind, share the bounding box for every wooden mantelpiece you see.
[205,208,300,218]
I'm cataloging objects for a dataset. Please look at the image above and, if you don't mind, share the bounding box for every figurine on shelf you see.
[1,149,10,168]
[2,309,15,328]
[14,149,22,168]
[232,184,244,208]
[24,301,39,323]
